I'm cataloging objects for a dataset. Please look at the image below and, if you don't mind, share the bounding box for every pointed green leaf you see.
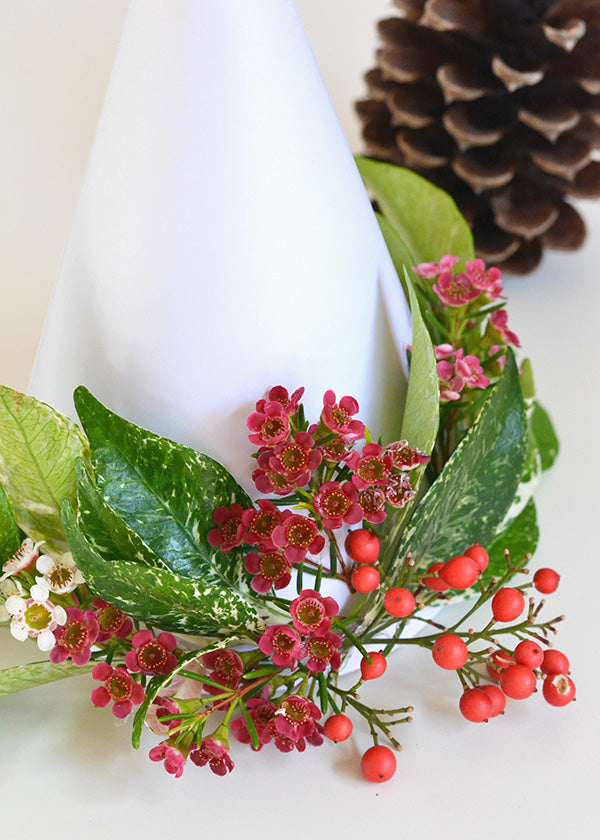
[485,498,539,581]
[530,400,559,471]
[63,502,264,639]
[73,386,251,593]
[393,351,526,574]
[0,385,91,555]
[376,212,419,291]
[0,484,21,561]
[356,158,475,266]
[0,659,94,697]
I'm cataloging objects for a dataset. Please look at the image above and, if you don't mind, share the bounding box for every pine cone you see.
[357,0,600,273]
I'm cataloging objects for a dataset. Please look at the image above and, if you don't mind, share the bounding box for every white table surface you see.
[1,2,598,837]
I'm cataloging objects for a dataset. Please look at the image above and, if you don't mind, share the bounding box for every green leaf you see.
[0,659,94,697]
[73,386,251,592]
[0,385,91,555]
[0,484,21,561]
[376,212,419,291]
[63,501,264,638]
[356,158,475,267]
[530,400,559,471]
[131,644,236,748]
[389,351,526,577]
[485,498,539,581]
[74,459,170,572]
[240,701,261,750]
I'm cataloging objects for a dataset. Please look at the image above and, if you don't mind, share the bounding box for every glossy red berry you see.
[459,687,494,722]
[542,674,576,707]
[383,587,415,618]
[323,713,353,742]
[422,562,450,592]
[533,567,560,594]
[500,664,537,699]
[491,587,525,622]
[486,649,515,681]
[464,542,489,572]
[480,683,506,716]
[541,649,570,675]
[351,565,380,593]
[514,640,544,669]
[361,745,397,783]
[439,555,479,590]
[431,633,469,670]
[360,651,387,680]
[345,529,380,564]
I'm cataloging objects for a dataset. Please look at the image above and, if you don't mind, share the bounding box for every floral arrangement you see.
[0,162,572,783]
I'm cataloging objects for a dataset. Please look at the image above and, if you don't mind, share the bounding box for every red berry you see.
[431,633,469,670]
[500,664,537,699]
[480,683,506,716]
[464,542,489,572]
[533,567,560,594]
[491,587,525,622]
[486,649,515,681]
[323,713,353,742]
[541,649,570,675]
[361,745,397,783]
[542,674,576,707]
[459,687,494,722]
[422,562,450,592]
[345,529,380,564]
[514,640,544,669]
[360,651,387,680]
[439,555,479,590]
[351,565,380,593]
[383,587,415,618]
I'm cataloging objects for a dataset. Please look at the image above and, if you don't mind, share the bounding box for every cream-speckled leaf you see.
[485,498,539,581]
[0,659,94,697]
[63,502,266,639]
[0,484,21,561]
[0,385,91,556]
[73,386,252,593]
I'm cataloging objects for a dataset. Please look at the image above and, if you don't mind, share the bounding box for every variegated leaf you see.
[0,659,94,697]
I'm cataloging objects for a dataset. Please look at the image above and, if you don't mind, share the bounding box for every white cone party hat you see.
[30,0,411,490]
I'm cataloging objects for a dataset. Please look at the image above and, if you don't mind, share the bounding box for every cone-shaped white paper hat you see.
[30,0,411,489]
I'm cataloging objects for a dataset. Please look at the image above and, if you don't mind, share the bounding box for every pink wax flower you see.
[252,453,299,496]
[385,473,416,509]
[241,500,282,547]
[313,481,363,530]
[433,269,481,308]
[245,549,292,593]
[289,589,339,637]
[437,360,465,402]
[274,694,321,741]
[384,440,430,471]
[1,538,43,579]
[271,732,306,753]
[357,485,387,524]
[258,624,304,668]
[91,663,144,718]
[304,631,342,673]
[414,254,459,279]
[231,697,278,750]
[320,390,365,440]
[202,648,244,695]
[255,386,305,417]
[455,351,491,390]
[434,343,457,361]
[149,739,188,779]
[271,512,325,564]
[247,400,291,447]
[146,696,182,736]
[316,432,355,464]
[189,737,234,777]
[92,598,133,642]
[207,503,245,552]
[464,258,503,299]
[49,606,99,666]
[268,432,322,487]
[347,442,393,489]
[489,309,521,347]
[124,629,178,676]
